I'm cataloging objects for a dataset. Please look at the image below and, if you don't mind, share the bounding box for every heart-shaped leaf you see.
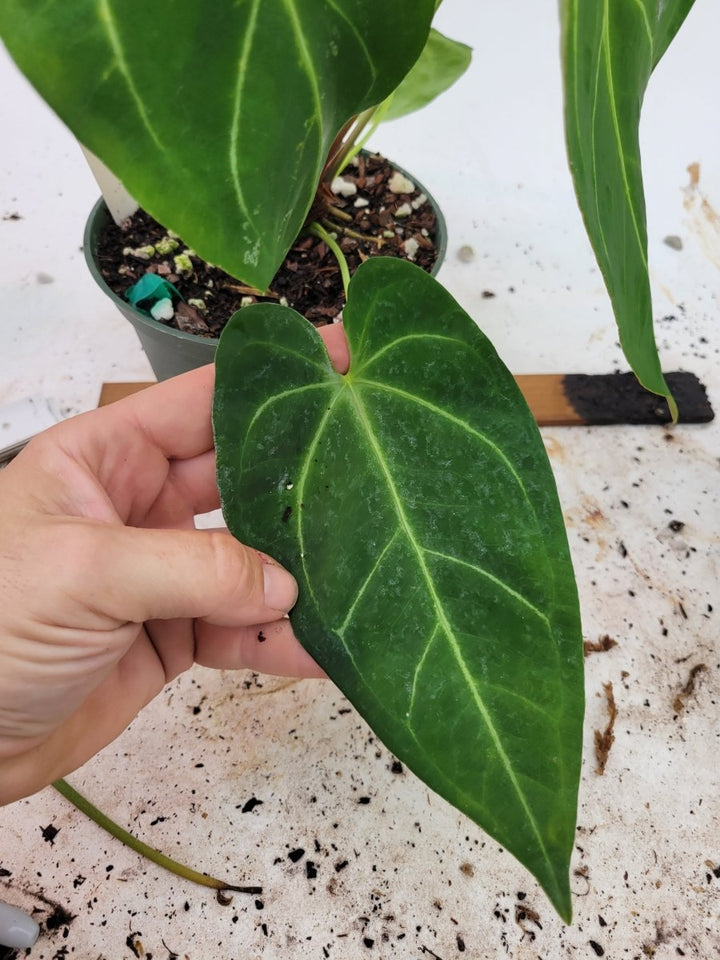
[0,0,434,288]
[561,0,695,418]
[214,258,584,920]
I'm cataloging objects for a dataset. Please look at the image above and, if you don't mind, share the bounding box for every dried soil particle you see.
[240,796,263,813]
[594,682,617,775]
[40,823,60,845]
[45,904,76,931]
[95,154,439,337]
[288,848,305,863]
[673,663,707,714]
[125,934,143,958]
[584,635,618,657]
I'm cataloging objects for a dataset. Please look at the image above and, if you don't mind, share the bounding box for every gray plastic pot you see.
[84,162,447,381]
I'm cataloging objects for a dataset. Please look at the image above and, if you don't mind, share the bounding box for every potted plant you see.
[0,0,697,925]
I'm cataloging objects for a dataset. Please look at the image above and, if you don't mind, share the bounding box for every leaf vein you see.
[422,548,552,635]
[347,383,555,874]
[96,0,165,151]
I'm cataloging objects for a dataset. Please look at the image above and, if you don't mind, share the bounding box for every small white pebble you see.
[457,244,475,263]
[353,197,369,208]
[150,298,174,321]
[279,296,289,307]
[383,230,395,238]
[331,176,357,198]
[125,245,155,261]
[411,193,427,210]
[388,171,415,194]
[395,202,412,218]
[188,298,207,312]
[240,296,254,308]
[403,237,420,261]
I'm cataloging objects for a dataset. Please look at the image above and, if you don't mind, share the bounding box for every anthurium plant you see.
[0,0,696,922]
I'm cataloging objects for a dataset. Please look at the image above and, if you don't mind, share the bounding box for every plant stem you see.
[325,203,353,223]
[321,218,382,247]
[52,779,262,895]
[307,222,351,297]
[331,99,393,181]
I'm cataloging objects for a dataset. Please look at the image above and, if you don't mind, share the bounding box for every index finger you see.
[108,363,216,461]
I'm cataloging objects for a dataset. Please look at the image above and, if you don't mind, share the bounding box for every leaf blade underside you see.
[214,258,584,920]
[561,0,696,417]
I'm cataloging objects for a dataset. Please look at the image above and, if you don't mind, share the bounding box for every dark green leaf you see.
[0,0,434,288]
[214,258,584,920]
[561,0,695,418]
[383,28,472,122]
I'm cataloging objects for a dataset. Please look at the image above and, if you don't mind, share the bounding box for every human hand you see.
[0,325,348,805]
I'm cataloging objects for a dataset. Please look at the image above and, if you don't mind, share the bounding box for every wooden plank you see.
[99,372,713,425]
[513,375,582,426]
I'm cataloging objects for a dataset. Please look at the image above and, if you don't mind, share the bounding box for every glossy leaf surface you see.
[561,0,695,417]
[214,258,584,920]
[0,0,434,288]
[383,28,472,122]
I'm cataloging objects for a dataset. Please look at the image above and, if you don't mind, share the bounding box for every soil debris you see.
[584,635,618,657]
[673,663,707,714]
[594,682,617,775]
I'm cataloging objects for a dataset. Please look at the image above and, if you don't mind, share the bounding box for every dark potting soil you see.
[95,153,440,338]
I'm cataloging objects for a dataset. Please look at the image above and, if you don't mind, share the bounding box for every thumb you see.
[50,519,297,628]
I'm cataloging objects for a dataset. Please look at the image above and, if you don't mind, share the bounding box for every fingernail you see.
[262,561,297,612]
[0,900,40,949]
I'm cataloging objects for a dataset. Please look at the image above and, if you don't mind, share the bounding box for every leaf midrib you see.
[343,378,555,875]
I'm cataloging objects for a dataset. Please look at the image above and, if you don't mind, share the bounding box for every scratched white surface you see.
[1,2,719,958]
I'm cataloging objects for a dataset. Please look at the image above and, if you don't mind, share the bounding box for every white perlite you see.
[330,176,357,198]
[395,202,412,218]
[403,237,420,261]
[150,298,174,321]
[388,171,415,194]
[123,245,155,261]
[353,197,369,208]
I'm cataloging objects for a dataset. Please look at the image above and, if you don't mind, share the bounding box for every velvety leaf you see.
[0,0,434,288]
[214,258,584,920]
[561,0,695,418]
[383,28,472,122]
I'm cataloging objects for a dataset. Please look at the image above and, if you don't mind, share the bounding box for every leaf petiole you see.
[52,778,261,896]
[307,222,351,298]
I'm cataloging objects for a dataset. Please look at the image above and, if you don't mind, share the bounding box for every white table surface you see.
[1,2,719,957]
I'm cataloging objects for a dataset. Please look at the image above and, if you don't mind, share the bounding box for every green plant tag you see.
[214,258,584,921]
